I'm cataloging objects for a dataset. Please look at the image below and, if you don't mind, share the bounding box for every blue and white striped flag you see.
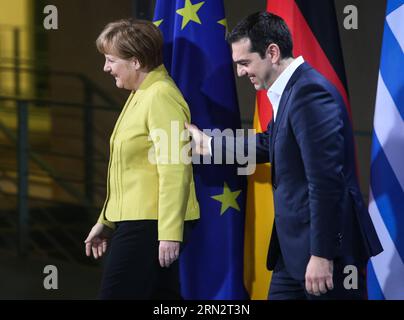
[367,0,404,300]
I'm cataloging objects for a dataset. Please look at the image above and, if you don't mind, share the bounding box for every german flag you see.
[244,0,350,300]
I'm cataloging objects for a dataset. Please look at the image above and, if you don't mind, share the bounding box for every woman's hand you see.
[159,240,180,268]
[84,222,113,259]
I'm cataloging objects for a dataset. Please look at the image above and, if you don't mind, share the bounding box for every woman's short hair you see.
[96,18,163,71]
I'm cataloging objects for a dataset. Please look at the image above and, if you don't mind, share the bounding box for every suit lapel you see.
[270,86,293,164]
[269,62,310,164]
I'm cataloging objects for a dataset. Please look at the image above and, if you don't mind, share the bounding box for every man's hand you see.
[84,222,113,259]
[185,123,211,156]
[305,255,334,296]
[159,240,180,268]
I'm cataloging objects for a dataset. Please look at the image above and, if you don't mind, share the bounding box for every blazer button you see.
[337,232,343,242]
[273,183,277,190]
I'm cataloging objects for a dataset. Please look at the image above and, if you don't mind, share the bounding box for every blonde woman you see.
[84,19,199,299]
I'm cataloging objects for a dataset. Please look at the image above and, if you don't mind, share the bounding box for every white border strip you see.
[386,4,404,53]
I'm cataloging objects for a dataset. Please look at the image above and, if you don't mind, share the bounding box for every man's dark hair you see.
[227,12,293,59]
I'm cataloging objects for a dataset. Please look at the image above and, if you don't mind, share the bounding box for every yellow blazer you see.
[98,65,199,241]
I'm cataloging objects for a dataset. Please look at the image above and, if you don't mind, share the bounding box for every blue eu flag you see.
[153,0,248,299]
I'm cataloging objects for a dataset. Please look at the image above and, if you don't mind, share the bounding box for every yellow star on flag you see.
[176,0,205,30]
[217,18,227,30]
[217,18,228,37]
[153,19,163,27]
[211,182,242,215]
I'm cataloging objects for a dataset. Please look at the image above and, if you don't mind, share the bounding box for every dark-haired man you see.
[186,12,382,299]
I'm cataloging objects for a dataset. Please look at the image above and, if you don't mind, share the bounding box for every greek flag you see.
[367,0,404,300]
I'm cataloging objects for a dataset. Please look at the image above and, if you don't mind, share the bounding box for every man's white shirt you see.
[267,56,304,121]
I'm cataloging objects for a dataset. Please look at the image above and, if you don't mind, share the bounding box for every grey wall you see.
[47,0,133,104]
[335,0,387,196]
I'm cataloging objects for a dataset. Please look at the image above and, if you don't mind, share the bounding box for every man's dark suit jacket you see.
[213,62,383,280]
